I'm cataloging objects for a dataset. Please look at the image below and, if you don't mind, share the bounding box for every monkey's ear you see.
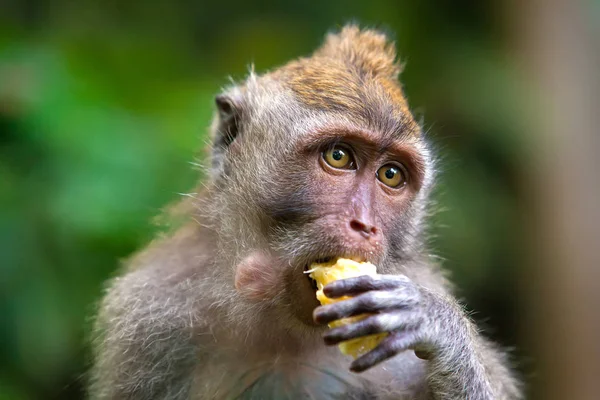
[215,93,242,147]
[211,89,244,175]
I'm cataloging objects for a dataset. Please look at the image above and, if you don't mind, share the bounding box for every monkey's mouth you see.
[303,257,335,290]
[294,254,367,326]
[303,254,367,291]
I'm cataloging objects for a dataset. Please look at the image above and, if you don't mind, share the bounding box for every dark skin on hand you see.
[315,274,435,372]
[89,25,522,400]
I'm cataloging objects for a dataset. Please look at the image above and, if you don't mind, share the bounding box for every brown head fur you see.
[274,25,418,137]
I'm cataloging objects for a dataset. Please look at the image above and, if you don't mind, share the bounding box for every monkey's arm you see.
[89,269,202,400]
[89,223,218,399]
[314,274,522,400]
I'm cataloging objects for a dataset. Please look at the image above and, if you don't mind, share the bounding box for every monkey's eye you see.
[376,164,407,188]
[323,146,355,169]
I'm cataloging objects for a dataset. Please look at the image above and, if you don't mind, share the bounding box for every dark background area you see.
[1,1,598,399]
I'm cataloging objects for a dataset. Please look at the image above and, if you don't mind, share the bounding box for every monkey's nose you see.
[348,219,380,240]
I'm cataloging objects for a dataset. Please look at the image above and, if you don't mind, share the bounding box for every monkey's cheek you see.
[236,279,277,302]
[234,252,281,302]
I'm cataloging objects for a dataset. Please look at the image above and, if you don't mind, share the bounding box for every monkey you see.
[89,25,522,399]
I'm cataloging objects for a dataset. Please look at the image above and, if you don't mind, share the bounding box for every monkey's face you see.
[250,123,429,323]
[262,126,426,259]
[213,92,432,322]
[213,79,432,325]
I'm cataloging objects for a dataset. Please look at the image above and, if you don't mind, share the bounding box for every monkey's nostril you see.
[350,220,365,232]
[349,219,378,238]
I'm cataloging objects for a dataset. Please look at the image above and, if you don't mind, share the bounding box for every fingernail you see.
[323,337,337,346]
[322,333,337,345]
[313,312,324,323]
[349,364,363,373]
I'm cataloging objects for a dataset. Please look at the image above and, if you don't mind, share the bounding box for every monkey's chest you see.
[195,352,426,400]
[230,362,374,400]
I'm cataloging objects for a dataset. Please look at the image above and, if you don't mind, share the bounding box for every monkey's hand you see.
[312,274,472,373]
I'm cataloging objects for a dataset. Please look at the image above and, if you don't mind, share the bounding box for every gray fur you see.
[89,27,521,400]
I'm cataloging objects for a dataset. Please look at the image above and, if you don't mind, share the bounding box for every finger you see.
[323,312,420,345]
[323,274,409,298]
[313,291,399,325]
[350,332,418,373]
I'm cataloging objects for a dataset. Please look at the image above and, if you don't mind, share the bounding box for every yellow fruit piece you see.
[308,258,387,358]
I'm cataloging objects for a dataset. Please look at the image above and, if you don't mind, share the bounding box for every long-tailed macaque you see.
[89,25,521,399]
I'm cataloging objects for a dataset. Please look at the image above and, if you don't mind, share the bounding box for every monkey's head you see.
[206,25,435,326]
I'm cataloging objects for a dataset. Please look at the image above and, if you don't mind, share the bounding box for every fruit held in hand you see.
[308,258,387,358]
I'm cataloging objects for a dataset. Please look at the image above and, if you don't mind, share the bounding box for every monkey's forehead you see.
[269,58,419,139]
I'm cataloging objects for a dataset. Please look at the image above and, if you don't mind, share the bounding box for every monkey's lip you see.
[304,264,320,291]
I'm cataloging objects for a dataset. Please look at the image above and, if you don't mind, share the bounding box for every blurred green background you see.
[2,1,596,399]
